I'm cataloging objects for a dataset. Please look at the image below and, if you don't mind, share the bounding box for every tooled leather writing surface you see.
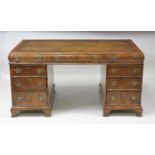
[9,40,144,64]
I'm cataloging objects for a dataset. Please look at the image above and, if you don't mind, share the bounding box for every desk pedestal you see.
[10,65,54,117]
[101,64,143,116]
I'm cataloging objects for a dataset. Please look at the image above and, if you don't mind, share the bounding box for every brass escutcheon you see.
[110,96,116,101]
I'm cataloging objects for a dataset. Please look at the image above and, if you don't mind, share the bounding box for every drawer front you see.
[11,66,47,76]
[107,77,142,89]
[107,66,143,76]
[13,92,48,106]
[12,77,47,90]
[106,91,141,105]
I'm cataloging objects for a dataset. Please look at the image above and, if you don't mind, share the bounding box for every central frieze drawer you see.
[107,65,143,76]
[13,92,48,106]
[11,66,47,76]
[12,77,47,90]
[106,77,142,89]
[106,91,141,105]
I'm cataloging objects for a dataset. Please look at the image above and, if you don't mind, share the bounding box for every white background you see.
[0,0,155,155]
[0,0,155,31]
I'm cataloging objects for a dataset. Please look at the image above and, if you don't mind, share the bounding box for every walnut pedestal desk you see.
[8,40,144,117]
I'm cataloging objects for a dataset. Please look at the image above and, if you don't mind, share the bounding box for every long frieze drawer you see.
[12,77,47,90]
[107,65,143,76]
[106,77,142,90]
[13,92,48,106]
[11,66,47,76]
[106,91,141,105]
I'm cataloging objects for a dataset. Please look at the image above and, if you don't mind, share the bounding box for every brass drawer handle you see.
[132,55,138,59]
[111,68,118,74]
[37,82,43,87]
[15,82,22,88]
[133,68,138,74]
[111,80,117,86]
[38,96,46,104]
[14,68,22,74]
[132,81,138,87]
[110,96,116,101]
[36,55,44,61]
[36,68,43,74]
[27,78,32,82]
[16,96,23,101]
[130,96,139,103]
[38,96,44,100]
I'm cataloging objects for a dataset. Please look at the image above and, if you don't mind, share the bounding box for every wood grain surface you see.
[8,40,144,64]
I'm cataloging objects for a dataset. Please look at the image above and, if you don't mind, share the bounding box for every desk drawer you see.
[11,66,47,76]
[107,65,143,76]
[12,77,47,90]
[106,91,141,105]
[107,77,142,90]
[13,92,48,106]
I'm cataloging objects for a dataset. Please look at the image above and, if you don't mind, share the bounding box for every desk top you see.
[9,40,144,64]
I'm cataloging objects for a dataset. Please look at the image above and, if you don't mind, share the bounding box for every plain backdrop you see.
[0,0,155,31]
[0,31,155,123]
